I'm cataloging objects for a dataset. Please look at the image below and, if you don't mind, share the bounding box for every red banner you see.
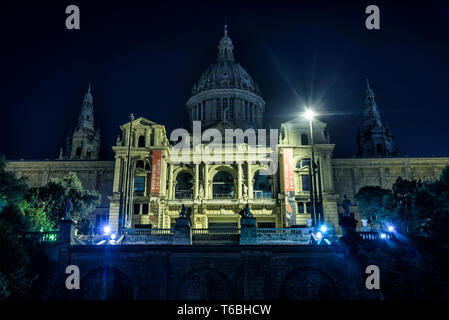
[283,148,297,226]
[283,148,295,192]
[150,150,162,195]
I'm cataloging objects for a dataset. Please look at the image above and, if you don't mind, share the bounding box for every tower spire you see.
[61,83,101,160]
[357,79,396,157]
[217,24,234,62]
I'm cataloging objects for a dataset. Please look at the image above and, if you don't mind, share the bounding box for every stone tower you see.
[357,79,397,157]
[60,84,101,160]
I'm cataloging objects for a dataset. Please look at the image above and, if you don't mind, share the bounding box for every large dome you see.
[192,61,260,95]
[191,26,260,96]
[186,25,265,131]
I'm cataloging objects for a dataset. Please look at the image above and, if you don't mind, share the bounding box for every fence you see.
[192,228,240,243]
[19,231,59,245]
[256,228,313,245]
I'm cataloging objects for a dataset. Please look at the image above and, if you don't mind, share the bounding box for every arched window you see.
[301,133,309,145]
[216,98,221,120]
[138,136,145,148]
[136,160,145,169]
[213,171,234,198]
[175,172,193,199]
[75,147,82,157]
[202,101,206,120]
[229,98,234,119]
[253,171,271,199]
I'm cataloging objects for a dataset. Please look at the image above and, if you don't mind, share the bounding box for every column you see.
[168,163,174,199]
[237,163,243,199]
[194,163,199,199]
[112,156,122,193]
[204,162,209,198]
[247,162,253,199]
[160,151,167,196]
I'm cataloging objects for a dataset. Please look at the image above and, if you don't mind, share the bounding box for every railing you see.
[360,231,394,241]
[253,191,272,199]
[125,228,174,236]
[192,228,240,242]
[20,231,59,244]
[256,228,313,245]
[212,193,235,199]
[257,228,308,234]
[175,191,193,199]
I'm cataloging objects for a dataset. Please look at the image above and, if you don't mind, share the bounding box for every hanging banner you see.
[283,148,297,226]
[150,150,162,195]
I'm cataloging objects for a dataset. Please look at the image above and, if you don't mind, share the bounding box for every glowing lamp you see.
[304,108,315,120]
[111,234,116,240]
[316,232,323,239]
[388,226,394,232]
[380,233,387,239]
[320,225,327,233]
[103,226,111,235]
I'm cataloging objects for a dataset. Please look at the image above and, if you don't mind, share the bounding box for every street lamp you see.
[304,108,320,227]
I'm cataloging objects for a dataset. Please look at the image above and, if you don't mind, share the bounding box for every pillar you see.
[112,156,122,193]
[160,151,167,196]
[168,163,174,199]
[247,162,253,199]
[238,163,243,199]
[194,163,199,199]
[204,162,209,198]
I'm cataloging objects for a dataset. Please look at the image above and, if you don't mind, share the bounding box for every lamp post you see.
[121,113,134,233]
[305,109,319,227]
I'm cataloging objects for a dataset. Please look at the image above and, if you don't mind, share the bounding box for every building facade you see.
[5,26,449,233]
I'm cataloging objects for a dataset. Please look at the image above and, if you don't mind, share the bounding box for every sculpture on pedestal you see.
[239,204,253,218]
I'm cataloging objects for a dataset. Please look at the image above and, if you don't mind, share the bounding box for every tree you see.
[355,186,390,224]
[382,177,423,233]
[31,172,101,229]
[0,155,28,207]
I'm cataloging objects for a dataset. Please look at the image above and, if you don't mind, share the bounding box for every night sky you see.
[1,0,449,160]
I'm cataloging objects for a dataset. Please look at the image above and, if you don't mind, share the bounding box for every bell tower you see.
[357,79,397,157]
[60,83,101,160]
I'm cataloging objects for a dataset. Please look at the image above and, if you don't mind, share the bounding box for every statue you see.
[342,195,352,217]
[242,183,248,201]
[179,204,187,217]
[239,204,253,218]
[197,184,204,201]
[64,197,73,220]
[223,106,229,122]
[179,204,192,219]
[116,135,122,146]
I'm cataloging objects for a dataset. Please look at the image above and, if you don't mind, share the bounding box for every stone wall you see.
[332,157,449,223]
[5,160,115,222]
[51,244,367,300]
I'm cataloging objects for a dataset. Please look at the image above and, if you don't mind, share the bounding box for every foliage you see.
[0,156,100,299]
[355,186,390,222]
[31,172,101,228]
[20,193,53,232]
[77,218,93,235]
[0,204,33,299]
[352,166,449,298]
[0,155,28,206]
[381,177,423,233]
